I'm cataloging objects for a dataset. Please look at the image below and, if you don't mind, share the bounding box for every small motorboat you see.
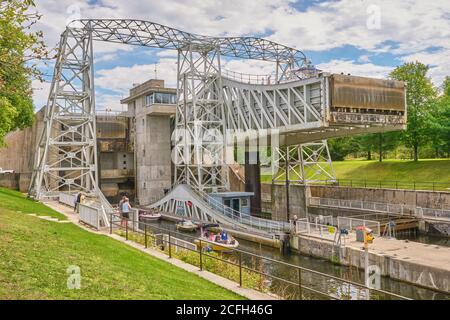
[176,220,198,232]
[195,223,239,252]
[139,209,161,221]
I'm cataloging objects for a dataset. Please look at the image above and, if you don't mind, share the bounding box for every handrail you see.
[109,212,412,300]
[313,179,450,192]
[309,196,450,221]
[196,188,291,233]
[222,69,275,85]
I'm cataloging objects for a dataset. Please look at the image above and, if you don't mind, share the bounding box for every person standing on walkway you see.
[121,197,131,228]
[74,192,82,213]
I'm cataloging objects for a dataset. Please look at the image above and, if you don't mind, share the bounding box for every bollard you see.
[199,240,203,271]
[110,212,113,234]
[168,232,172,258]
[239,252,243,287]
[298,268,303,300]
[125,219,128,241]
[144,224,148,248]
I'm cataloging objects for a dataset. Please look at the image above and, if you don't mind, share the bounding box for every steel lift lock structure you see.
[29,19,406,233]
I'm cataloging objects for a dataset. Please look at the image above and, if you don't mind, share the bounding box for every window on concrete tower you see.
[146,92,176,106]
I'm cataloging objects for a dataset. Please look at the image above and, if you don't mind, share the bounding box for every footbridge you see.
[150,184,291,237]
[28,19,406,226]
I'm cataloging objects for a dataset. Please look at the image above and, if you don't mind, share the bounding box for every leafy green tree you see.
[390,62,437,161]
[427,77,450,157]
[0,0,49,144]
[328,137,358,161]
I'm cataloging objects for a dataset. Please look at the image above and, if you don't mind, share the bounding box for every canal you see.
[138,218,449,300]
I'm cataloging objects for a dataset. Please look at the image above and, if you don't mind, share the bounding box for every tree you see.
[0,0,49,145]
[328,137,358,161]
[428,77,450,157]
[390,62,437,161]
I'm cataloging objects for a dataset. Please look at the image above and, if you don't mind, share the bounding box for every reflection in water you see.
[139,219,449,300]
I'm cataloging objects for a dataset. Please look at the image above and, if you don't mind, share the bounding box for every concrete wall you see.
[0,109,45,192]
[291,235,450,293]
[134,94,172,205]
[262,184,307,221]
[260,184,450,221]
[0,109,136,201]
[309,185,450,209]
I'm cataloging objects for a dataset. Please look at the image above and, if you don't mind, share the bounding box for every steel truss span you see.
[29,19,405,199]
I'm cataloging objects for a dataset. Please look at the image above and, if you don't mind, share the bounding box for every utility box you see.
[356,226,373,243]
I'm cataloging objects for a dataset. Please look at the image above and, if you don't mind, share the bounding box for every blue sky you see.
[32,0,450,110]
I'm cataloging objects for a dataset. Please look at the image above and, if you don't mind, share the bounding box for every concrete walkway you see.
[42,201,276,300]
[294,229,450,293]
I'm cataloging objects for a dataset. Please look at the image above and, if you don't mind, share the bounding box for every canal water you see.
[139,219,449,300]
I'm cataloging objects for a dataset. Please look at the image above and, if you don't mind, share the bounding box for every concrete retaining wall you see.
[261,184,450,220]
[265,184,307,221]
[309,185,450,209]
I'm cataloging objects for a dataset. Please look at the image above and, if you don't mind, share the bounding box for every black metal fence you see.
[317,179,450,191]
[109,212,410,300]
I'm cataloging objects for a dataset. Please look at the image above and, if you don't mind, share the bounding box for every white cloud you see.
[31,0,450,107]
[31,79,51,110]
[317,59,393,79]
[358,55,371,63]
[400,49,450,86]
[95,58,178,95]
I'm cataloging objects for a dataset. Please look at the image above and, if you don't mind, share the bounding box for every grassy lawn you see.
[0,187,66,220]
[331,159,450,183]
[261,159,450,189]
[0,194,243,300]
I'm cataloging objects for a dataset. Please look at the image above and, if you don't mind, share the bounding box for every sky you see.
[31,0,450,111]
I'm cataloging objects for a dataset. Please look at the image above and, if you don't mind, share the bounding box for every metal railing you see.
[59,192,76,207]
[222,69,275,85]
[315,179,450,192]
[309,197,450,221]
[109,212,410,300]
[307,214,334,226]
[418,207,450,220]
[337,216,381,236]
[197,189,291,233]
[330,112,405,125]
[79,203,100,229]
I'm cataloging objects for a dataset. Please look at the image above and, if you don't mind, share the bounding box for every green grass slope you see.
[0,195,243,300]
[332,159,450,183]
[261,159,450,190]
[0,187,66,220]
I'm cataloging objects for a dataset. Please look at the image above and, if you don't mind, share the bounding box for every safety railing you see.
[309,197,412,215]
[315,179,450,192]
[307,214,334,226]
[96,109,131,117]
[222,69,275,85]
[336,216,381,236]
[109,212,411,300]
[330,112,405,125]
[79,203,100,229]
[418,207,450,220]
[294,220,338,239]
[59,192,75,207]
[309,197,450,221]
[197,189,291,233]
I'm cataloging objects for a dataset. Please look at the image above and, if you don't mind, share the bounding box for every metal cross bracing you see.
[29,26,99,199]
[272,141,336,185]
[29,18,410,199]
[173,46,229,192]
[29,19,315,199]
